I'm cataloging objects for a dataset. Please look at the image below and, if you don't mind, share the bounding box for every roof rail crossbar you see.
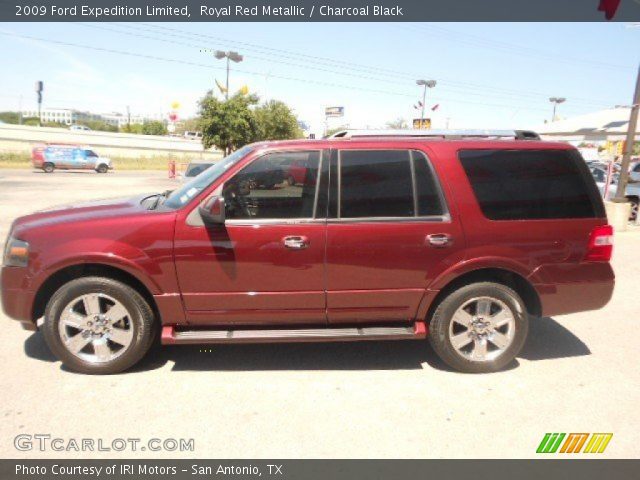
[328,129,540,140]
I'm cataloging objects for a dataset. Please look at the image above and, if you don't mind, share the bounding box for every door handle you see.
[283,236,309,250]
[426,233,453,247]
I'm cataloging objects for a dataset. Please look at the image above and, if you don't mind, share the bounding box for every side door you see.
[84,150,98,170]
[325,148,466,324]
[173,149,328,326]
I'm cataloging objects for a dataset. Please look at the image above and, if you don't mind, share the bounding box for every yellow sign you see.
[413,118,431,130]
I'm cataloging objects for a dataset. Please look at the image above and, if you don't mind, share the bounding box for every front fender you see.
[27,238,168,296]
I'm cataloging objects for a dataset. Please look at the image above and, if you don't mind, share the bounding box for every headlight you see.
[3,238,29,267]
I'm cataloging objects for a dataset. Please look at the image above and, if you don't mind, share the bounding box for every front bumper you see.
[1,266,36,325]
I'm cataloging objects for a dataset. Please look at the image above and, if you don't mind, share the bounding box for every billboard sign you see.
[325,106,344,118]
[413,118,432,130]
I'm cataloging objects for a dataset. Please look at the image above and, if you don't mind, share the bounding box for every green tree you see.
[175,117,202,136]
[386,118,408,129]
[254,100,303,141]
[120,123,144,134]
[141,120,168,136]
[199,91,259,154]
[76,120,118,132]
[0,111,21,124]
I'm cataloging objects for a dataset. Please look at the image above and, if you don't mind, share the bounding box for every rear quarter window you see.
[459,149,605,220]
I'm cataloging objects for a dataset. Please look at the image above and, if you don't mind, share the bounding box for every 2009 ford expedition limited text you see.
[1,130,615,374]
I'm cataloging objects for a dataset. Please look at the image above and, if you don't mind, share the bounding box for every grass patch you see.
[0,152,219,171]
[0,152,30,168]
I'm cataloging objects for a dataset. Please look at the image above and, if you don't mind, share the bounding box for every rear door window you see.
[338,149,445,219]
[459,149,604,220]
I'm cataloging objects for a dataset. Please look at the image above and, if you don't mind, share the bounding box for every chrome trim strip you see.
[225,218,326,226]
[327,214,451,224]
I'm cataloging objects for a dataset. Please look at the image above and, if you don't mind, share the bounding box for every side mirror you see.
[199,195,225,224]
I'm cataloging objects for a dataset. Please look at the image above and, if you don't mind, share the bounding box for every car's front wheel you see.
[43,162,54,173]
[428,282,529,373]
[42,277,156,374]
[96,164,108,174]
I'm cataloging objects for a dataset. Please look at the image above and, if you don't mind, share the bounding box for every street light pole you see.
[613,63,640,202]
[549,97,566,122]
[420,84,427,125]
[225,56,230,100]
[416,79,436,128]
[214,50,243,100]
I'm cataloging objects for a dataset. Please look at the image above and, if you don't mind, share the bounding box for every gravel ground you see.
[0,168,638,459]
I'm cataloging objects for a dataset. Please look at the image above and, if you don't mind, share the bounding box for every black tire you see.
[428,282,529,373]
[628,197,638,222]
[43,162,54,173]
[96,164,108,174]
[42,277,156,374]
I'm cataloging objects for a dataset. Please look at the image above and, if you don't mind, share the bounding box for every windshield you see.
[163,146,254,209]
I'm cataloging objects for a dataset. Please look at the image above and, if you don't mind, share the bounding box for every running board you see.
[161,322,427,345]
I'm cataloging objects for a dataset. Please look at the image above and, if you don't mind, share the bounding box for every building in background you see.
[21,108,166,128]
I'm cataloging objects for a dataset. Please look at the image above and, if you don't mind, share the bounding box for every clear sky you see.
[0,22,638,135]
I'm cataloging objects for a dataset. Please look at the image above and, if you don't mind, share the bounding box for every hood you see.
[10,194,156,237]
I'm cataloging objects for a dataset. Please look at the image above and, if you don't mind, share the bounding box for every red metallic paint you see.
[1,138,614,334]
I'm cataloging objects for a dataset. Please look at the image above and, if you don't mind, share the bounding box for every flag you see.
[215,79,228,94]
[431,104,440,111]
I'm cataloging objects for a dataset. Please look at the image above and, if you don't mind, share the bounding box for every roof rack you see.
[328,129,540,140]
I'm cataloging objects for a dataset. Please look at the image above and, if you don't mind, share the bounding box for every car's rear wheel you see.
[428,282,529,373]
[96,164,108,174]
[42,277,156,374]
[43,162,54,173]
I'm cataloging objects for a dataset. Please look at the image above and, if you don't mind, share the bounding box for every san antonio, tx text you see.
[35,4,404,18]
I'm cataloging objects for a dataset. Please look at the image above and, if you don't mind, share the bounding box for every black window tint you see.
[412,150,444,216]
[340,150,414,218]
[459,149,603,220]
[223,151,320,220]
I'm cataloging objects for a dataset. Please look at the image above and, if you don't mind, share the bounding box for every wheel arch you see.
[32,263,161,325]
[423,267,542,325]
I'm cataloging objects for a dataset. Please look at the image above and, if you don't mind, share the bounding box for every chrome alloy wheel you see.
[57,293,134,363]
[448,296,516,362]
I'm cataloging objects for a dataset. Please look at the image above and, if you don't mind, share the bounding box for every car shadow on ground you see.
[23,316,591,374]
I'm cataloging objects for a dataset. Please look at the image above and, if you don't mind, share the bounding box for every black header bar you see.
[2,0,640,22]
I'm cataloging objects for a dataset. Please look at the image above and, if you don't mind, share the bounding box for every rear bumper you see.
[532,262,615,317]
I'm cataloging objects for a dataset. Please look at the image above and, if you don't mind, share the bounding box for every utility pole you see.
[126,105,131,130]
[35,81,43,127]
[613,63,640,201]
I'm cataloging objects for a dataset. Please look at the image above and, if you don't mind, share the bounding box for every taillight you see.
[585,225,614,262]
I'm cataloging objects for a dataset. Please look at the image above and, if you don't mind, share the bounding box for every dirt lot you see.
[0,169,638,459]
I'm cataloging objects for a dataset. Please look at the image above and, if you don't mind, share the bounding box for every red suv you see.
[1,131,614,374]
